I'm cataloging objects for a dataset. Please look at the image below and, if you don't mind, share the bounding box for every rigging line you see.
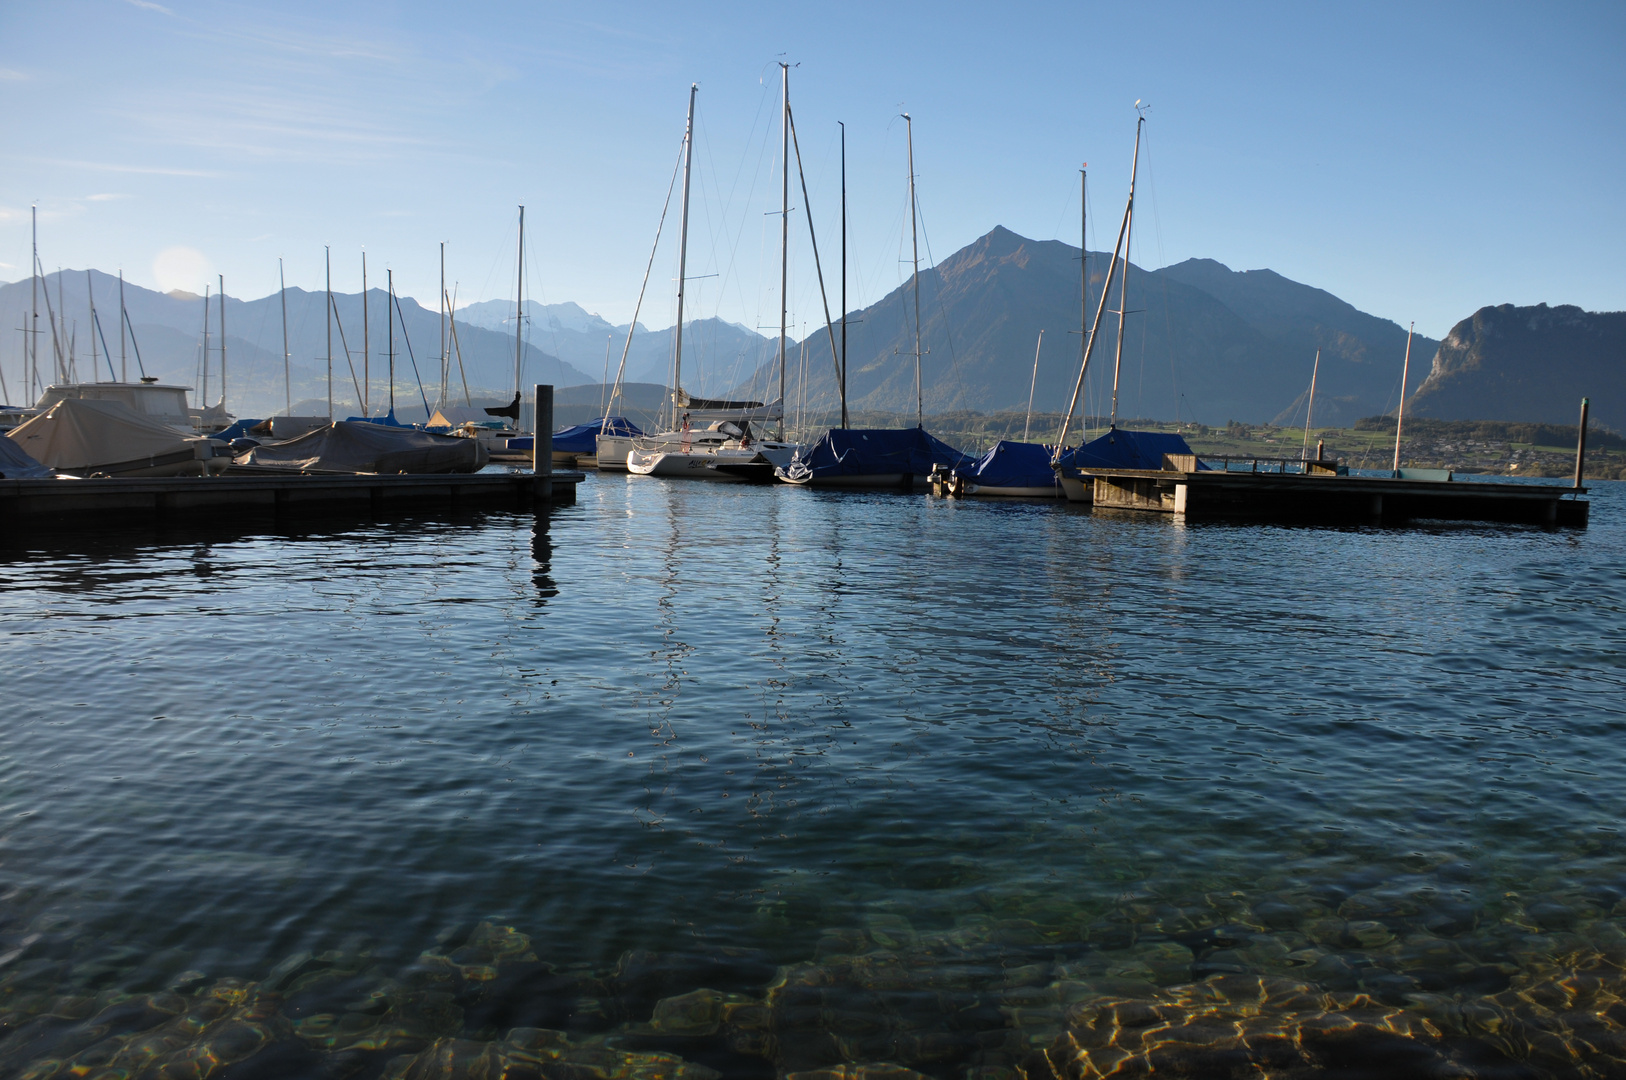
[786,103,844,397]
[121,305,147,379]
[1141,125,1181,427]
[329,292,364,409]
[392,287,433,419]
[604,133,686,437]
[914,202,965,413]
[699,88,774,347]
[448,285,471,407]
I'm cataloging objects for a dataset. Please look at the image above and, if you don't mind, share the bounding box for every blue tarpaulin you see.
[782,428,973,481]
[0,434,52,478]
[956,440,1060,491]
[1054,429,1206,472]
[210,418,267,442]
[345,410,408,427]
[551,417,643,455]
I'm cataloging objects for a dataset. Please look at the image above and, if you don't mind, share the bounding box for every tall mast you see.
[514,205,525,417]
[439,241,447,410]
[839,121,849,428]
[325,247,333,419]
[118,269,127,382]
[29,206,38,395]
[778,64,790,441]
[87,271,99,381]
[279,259,291,416]
[672,83,697,431]
[362,251,369,417]
[904,112,922,429]
[1025,330,1044,442]
[218,273,227,409]
[1079,165,1087,437]
[1110,114,1144,430]
[1301,349,1320,461]
[387,267,396,417]
[200,286,210,405]
[1393,323,1414,474]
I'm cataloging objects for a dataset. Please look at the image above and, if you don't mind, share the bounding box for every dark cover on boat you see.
[788,428,973,479]
[555,417,643,454]
[211,419,266,442]
[958,440,1060,489]
[682,396,763,410]
[236,420,488,473]
[0,433,52,478]
[1054,429,1205,472]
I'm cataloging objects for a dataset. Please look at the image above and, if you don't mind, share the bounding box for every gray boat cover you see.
[6,398,207,472]
[236,420,489,473]
[0,432,53,478]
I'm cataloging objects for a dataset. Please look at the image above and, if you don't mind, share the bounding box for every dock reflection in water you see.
[0,479,1623,1078]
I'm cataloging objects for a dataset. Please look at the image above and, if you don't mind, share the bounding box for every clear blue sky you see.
[3,0,1622,340]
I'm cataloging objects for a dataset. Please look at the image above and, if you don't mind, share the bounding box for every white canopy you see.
[7,398,208,472]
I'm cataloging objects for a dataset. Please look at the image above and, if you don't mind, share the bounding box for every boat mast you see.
[1301,349,1320,461]
[362,252,370,417]
[672,84,697,432]
[439,241,447,410]
[218,274,227,409]
[87,272,99,381]
[387,267,396,417]
[325,246,333,420]
[904,112,922,429]
[118,269,127,382]
[29,206,38,395]
[1079,165,1088,440]
[514,205,525,425]
[1110,113,1143,430]
[1393,322,1414,474]
[1024,330,1044,442]
[201,285,210,405]
[839,120,849,429]
[778,64,790,441]
[279,259,291,416]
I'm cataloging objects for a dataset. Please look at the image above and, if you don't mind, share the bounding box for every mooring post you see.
[533,383,553,503]
[1573,397,1590,489]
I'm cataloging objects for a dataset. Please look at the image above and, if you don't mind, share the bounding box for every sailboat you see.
[1050,108,1200,502]
[776,110,973,487]
[617,80,797,480]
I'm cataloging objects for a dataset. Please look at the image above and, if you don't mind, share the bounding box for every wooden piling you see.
[533,383,554,502]
[1574,397,1590,488]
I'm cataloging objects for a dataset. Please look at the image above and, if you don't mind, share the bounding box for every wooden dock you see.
[1081,461,1589,526]
[0,470,585,524]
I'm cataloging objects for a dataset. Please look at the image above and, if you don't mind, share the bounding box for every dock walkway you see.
[1083,462,1589,526]
[0,470,584,523]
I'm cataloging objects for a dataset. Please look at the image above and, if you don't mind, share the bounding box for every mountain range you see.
[4,232,1612,431]
[0,272,594,418]
[1408,304,1624,431]
[726,226,1436,429]
[455,298,775,394]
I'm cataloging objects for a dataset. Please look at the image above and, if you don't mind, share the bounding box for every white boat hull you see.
[1058,474,1092,503]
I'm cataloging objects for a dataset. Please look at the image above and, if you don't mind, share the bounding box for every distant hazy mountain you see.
[456,298,772,396]
[727,227,1435,428]
[0,271,592,416]
[1407,304,1625,431]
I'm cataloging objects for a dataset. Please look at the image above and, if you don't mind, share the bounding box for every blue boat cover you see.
[210,418,266,442]
[787,428,973,480]
[0,434,53,478]
[1054,428,1206,472]
[957,440,1060,490]
[345,410,408,427]
[552,416,643,454]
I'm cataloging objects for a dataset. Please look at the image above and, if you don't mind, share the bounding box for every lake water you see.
[2,477,1623,1079]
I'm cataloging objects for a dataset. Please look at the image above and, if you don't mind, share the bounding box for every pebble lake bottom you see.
[1,477,1623,1080]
